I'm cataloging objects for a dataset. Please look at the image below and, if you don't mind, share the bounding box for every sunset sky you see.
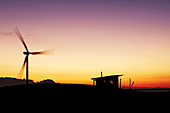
[0,0,170,87]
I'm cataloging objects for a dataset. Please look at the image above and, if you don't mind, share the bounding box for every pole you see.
[120,78,121,89]
[26,55,29,85]
[129,78,131,89]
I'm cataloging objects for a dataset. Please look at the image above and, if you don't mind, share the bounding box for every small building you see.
[91,74,123,89]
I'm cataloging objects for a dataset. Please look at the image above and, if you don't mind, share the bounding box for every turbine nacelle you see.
[23,52,30,55]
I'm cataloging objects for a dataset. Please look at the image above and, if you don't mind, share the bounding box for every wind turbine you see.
[14,27,52,85]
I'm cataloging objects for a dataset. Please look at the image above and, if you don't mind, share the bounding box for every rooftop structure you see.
[91,73,123,89]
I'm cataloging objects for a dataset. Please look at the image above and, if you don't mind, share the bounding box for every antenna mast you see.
[129,78,134,89]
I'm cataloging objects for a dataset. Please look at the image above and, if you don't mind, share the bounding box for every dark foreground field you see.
[1,83,170,97]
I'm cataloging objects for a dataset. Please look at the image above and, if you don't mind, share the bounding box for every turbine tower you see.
[14,27,51,85]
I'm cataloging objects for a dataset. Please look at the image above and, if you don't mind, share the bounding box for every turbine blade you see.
[17,56,28,79]
[30,49,54,55]
[13,27,29,52]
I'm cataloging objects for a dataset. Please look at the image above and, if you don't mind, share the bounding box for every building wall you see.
[95,77,119,88]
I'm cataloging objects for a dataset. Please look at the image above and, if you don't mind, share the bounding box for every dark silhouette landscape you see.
[1,77,170,97]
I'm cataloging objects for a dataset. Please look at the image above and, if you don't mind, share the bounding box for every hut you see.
[91,74,123,89]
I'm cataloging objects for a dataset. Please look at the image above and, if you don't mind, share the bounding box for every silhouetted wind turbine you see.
[14,27,52,85]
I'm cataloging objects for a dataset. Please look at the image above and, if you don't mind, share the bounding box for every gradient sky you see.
[0,0,170,87]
